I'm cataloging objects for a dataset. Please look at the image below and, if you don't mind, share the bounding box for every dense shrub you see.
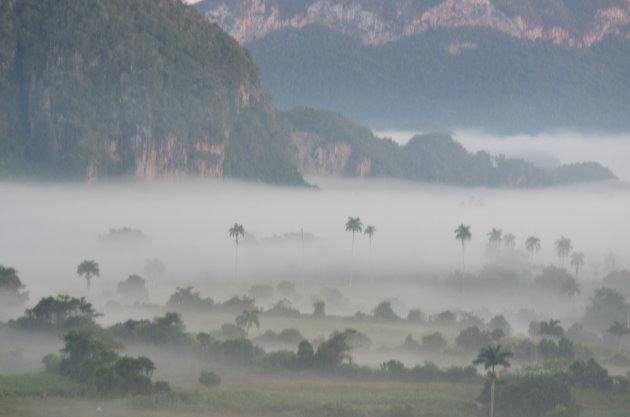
[166,287,213,311]
[456,326,492,351]
[10,295,99,331]
[422,332,447,352]
[198,370,221,387]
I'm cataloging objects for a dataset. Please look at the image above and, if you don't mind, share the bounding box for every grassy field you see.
[1,374,630,417]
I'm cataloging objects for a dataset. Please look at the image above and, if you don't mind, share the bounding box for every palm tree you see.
[364,225,376,269]
[455,224,472,272]
[473,345,513,417]
[502,233,516,250]
[487,228,503,249]
[345,217,364,251]
[525,236,541,260]
[235,309,260,336]
[229,223,245,279]
[570,252,585,276]
[555,236,573,266]
[345,217,363,287]
[76,260,99,292]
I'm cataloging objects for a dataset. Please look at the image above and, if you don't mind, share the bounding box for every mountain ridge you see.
[196,0,630,48]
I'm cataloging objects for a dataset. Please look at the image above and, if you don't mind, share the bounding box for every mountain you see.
[196,0,630,133]
[0,0,616,186]
[283,107,616,186]
[196,0,630,48]
[0,0,304,184]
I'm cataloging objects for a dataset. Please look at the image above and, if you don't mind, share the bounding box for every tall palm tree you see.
[570,252,585,276]
[235,309,260,336]
[76,260,99,292]
[473,345,513,417]
[455,224,472,272]
[525,236,541,260]
[229,223,245,279]
[345,217,364,251]
[555,236,573,266]
[345,217,363,287]
[364,225,376,269]
[502,233,516,250]
[487,228,503,250]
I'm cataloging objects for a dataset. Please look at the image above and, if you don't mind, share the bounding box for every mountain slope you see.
[283,107,616,186]
[248,25,630,133]
[0,0,304,184]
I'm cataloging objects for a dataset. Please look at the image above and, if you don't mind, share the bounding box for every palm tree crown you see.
[473,344,513,377]
[229,223,245,246]
[76,260,100,291]
[235,309,260,335]
[570,252,585,275]
[502,233,516,249]
[525,236,541,256]
[455,224,472,247]
[345,217,363,235]
[364,225,376,241]
[555,236,573,263]
[487,228,502,248]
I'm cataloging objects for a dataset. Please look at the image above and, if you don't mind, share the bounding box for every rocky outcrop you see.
[197,0,630,48]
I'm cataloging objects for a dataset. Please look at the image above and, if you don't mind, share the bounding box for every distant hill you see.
[283,107,616,186]
[0,0,304,184]
[197,0,630,133]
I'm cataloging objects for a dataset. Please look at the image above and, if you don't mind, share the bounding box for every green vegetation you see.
[0,0,304,185]
[283,107,615,186]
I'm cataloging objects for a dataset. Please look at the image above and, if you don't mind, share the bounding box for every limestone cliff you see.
[197,0,630,48]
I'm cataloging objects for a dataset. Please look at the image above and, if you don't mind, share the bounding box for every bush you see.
[479,375,579,417]
[422,332,447,352]
[165,287,213,311]
[198,370,221,387]
[372,301,399,321]
[456,326,492,351]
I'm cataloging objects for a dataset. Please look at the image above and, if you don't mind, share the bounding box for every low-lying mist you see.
[2,177,628,317]
[376,129,630,181]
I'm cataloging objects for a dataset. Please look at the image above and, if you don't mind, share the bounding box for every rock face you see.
[0,0,303,184]
[197,0,630,47]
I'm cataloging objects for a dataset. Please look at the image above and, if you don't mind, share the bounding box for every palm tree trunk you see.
[490,377,495,417]
[350,232,355,288]
[235,244,239,280]
[87,275,91,292]
[461,242,466,273]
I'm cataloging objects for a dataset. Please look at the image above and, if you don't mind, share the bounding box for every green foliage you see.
[583,288,629,330]
[116,274,148,302]
[51,329,165,397]
[199,370,221,387]
[10,295,99,331]
[315,330,353,369]
[0,265,28,307]
[307,402,366,417]
[166,286,214,311]
[422,332,448,352]
[372,301,399,321]
[567,358,613,390]
[108,312,190,346]
[479,375,579,417]
[535,267,580,297]
[0,0,305,185]
[456,326,493,351]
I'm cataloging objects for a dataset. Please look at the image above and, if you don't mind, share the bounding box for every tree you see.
[570,252,585,276]
[313,301,325,317]
[537,319,564,338]
[473,345,513,417]
[364,224,376,269]
[143,258,165,280]
[455,224,472,272]
[525,236,541,260]
[502,233,516,250]
[235,309,260,336]
[345,216,363,286]
[487,228,503,250]
[76,260,99,292]
[555,236,573,265]
[0,265,28,307]
[345,217,363,251]
[229,223,245,279]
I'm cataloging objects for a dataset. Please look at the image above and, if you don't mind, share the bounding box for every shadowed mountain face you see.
[196,0,630,133]
[0,0,304,184]
[196,0,630,47]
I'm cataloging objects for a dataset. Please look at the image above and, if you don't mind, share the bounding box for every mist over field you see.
[2,173,628,321]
